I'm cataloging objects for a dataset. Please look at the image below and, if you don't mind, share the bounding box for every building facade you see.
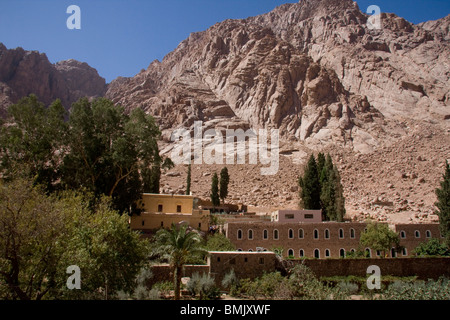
[130,193,211,233]
[271,210,323,223]
[224,221,443,259]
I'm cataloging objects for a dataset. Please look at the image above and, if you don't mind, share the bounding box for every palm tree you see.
[153,223,206,300]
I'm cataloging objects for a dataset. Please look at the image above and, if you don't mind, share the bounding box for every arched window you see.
[248,229,253,240]
[314,229,319,239]
[288,249,294,258]
[248,249,253,252]
[325,249,330,258]
[365,248,371,258]
[402,248,408,256]
[324,229,330,239]
[350,228,355,239]
[339,249,345,258]
[391,247,397,258]
[339,228,344,239]
[299,249,305,258]
[426,230,431,238]
[237,229,243,240]
[400,231,406,239]
[298,229,304,239]
[288,229,294,239]
[314,249,320,259]
[263,229,268,240]
[415,230,420,238]
[273,229,279,240]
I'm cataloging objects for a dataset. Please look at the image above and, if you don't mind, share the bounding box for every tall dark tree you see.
[210,172,220,207]
[317,152,326,179]
[219,167,230,204]
[186,164,191,195]
[298,155,321,210]
[435,160,450,246]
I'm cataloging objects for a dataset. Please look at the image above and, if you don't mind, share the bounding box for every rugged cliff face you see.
[0,43,106,115]
[105,0,449,154]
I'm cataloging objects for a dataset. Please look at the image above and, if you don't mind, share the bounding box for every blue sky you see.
[0,0,449,83]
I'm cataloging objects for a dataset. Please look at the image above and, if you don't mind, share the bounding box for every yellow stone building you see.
[130,193,211,233]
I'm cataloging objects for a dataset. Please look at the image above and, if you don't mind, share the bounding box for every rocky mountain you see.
[1,0,449,223]
[106,0,449,155]
[105,0,449,223]
[0,43,106,115]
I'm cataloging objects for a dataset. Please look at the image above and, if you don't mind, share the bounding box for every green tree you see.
[61,98,166,214]
[317,152,326,178]
[153,224,206,300]
[360,221,400,258]
[414,238,450,257]
[60,196,150,300]
[435,160,450,246]
[210,172,220,208]
[219,167,230,204]
[0,178,71,300]
[0,95,67,191]
[298,154,321,210]
[186,164,191,195]
[204,233,235,251]
[0,178,150,300]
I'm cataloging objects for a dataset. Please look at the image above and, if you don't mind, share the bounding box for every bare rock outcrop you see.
[0,43,106,114]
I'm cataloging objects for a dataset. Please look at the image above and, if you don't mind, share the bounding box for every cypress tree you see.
[219,167,230,204]
[435,160,450,246]
[210,172,220,208]
[298,155,321,210]
[317,152,326,180]
[186,164,191,195]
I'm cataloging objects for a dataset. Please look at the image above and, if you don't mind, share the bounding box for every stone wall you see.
[148,264,210,287]
[295,257,450,280]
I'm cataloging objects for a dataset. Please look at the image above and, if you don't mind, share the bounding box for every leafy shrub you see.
[381,277,450,300]
[186,273,220,300]
[221,269,241,296]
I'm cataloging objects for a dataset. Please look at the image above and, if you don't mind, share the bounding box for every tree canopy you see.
[210,172,220,207]
[360,221,400,257]
[0,178,150,300]
[0,95,171,214]
[152,224,206,300]
[298,153,345,221]
[219,167,230,204]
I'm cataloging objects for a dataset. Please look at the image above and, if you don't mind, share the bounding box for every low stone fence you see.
[148,264,209,287]
[147,257,450,289]
[291,257,450,280]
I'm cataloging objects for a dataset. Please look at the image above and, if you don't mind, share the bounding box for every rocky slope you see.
[106,0,449,223]
[0,43,106,115]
